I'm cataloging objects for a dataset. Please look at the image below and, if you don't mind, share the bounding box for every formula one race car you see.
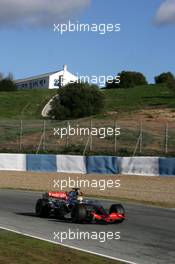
[35,188,125,224]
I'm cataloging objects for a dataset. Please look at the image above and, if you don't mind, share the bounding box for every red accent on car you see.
[48,192,68,200]
[93,213,102,220]
[109,212,125,220]
[93,212,125,222]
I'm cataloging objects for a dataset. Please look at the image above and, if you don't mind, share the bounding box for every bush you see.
[0,79,17,91]
[167,80,175,96]
[155,72,175,84]
[48,83,105,120]
[106,71,148,89]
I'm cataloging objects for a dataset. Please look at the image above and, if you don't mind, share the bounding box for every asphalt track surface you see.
[0,190,174,264]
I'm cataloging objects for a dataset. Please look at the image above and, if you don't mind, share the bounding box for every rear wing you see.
[43,192,68,200]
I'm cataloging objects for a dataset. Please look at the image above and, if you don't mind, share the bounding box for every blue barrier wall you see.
[27,154,57,172]
[0,154,174,176]
[159,158,175,176]
[86,156,118,174]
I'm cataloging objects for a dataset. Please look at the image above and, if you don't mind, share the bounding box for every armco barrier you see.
[27,154,57,172]
[159,158,175,176]
[0,154,174,176]
[0,153,26,171]
[119,157,159,176]
[86,156,118,174]
[56,155,86,174]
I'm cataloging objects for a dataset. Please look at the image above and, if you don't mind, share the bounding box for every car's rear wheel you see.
[55,204,68,220]
[71,204,87,223]
[109,204,125,223]
[35,199,49,218]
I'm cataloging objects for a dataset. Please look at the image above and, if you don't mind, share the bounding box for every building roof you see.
[15,70,62,83]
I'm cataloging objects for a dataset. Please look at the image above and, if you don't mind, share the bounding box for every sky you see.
[0,0,174,83]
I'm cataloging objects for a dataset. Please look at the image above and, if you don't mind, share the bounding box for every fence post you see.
[90,119,93,151]
[139,121,143,154]
[66,121,69,148]
[165,122,169,154]
[42,120,46,151]
[19,120,23,152]
[114,120,117,153]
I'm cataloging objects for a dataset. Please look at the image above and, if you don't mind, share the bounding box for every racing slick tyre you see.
[71,204,87,223]
[55,203,68,220]
[35,199,49,218]
[109,204,125,223]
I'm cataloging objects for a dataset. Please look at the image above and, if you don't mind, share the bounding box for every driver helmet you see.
[77,191,83,202]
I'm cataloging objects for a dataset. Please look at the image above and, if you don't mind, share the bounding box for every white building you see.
[15,65,77,89]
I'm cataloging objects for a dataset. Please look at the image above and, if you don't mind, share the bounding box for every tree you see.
[0,72,3,81]
[106,71,148,89]
[0,78,17,91]
[167,80,175,96]
[48,83,105,120]
[155,72,175,84]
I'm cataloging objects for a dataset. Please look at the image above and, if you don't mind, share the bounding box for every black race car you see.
[35,188,125,224]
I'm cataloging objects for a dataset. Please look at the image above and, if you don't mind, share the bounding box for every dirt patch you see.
[0,171,174,207]
[104,108,175,122]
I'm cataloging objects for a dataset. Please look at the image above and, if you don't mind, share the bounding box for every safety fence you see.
[0,120,175,156]
[0,154,174,176]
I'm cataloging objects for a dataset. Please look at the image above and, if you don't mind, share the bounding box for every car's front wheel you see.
[109,204,125,223]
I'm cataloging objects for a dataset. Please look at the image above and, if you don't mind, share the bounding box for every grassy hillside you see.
[0,84,174,120]
[103,84,175,113]
[0,89,57,119]
[0,85,174,156]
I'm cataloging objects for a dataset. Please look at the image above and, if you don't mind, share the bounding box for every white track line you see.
[0,226,138,264]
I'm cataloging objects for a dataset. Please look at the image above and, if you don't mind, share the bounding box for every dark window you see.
[54,79,60,87]
[40,80,43,86]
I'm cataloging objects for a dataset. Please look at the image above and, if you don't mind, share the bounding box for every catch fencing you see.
[0,119,174,156]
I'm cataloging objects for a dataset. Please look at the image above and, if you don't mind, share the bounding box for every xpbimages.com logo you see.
[53,20,121,35]
[53,177,121,191]
[53,229,121,243]
[53,125,121,139]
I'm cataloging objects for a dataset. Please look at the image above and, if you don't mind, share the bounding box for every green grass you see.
[0,89,57,120]
[0,229,124,264]
[0,84,174,120]
[102,84,175,114]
